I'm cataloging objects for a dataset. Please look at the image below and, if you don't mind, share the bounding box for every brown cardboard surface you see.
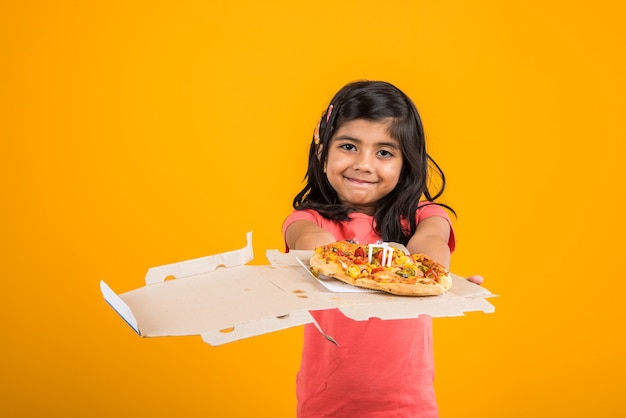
[101,233,496,346]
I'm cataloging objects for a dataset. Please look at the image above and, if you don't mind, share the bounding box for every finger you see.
[466,275,484,285]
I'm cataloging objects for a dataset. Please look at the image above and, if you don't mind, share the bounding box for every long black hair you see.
[292,80,454,245]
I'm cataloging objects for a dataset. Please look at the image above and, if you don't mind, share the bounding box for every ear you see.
[316,144,327,172]
[316,143,323,160]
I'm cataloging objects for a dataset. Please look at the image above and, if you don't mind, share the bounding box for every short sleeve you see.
[282,209,323,241]
[416,203,457,252]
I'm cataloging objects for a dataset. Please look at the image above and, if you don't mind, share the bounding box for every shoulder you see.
[282,209,324,238]
[283,208,322,229]
[416,201,453,221]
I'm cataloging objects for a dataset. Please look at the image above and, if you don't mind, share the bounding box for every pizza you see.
[309,240,452,296]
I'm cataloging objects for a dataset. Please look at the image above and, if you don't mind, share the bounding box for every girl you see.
[282,80,482,418]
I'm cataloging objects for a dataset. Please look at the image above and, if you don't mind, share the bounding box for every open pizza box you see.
[101,232,496,346]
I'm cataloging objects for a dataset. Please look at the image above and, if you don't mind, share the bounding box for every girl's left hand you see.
[466,275,484,285]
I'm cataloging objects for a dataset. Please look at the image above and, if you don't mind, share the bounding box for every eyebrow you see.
[334,135,401,149]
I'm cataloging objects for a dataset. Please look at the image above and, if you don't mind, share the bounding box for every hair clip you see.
[326,104,334,123]
[313,104,334,145]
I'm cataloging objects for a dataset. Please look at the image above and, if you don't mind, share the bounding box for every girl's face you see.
[324,118,403,215]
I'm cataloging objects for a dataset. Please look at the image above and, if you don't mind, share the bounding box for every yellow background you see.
[2,1,625,417]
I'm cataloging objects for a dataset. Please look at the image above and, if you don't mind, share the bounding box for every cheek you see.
[324,155,345,175]
[382,162,403,184]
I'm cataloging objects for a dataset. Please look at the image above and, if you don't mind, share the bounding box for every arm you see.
[286,215,485,284]
[285,219,336,250]
[407,216,484,285]
[406,216,452,270]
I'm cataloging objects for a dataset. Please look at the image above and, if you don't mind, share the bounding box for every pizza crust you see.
[354,274,451,296]
[309,253,357,285]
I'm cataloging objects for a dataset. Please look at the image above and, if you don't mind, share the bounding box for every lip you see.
[344,176,377,185]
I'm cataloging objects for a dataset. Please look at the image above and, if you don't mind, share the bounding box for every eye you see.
[339,143,357,151]
[377,149,395,158]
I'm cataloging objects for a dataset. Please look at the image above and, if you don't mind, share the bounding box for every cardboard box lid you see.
[101,232,496,346]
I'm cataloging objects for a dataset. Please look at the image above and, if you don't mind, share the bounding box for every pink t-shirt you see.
[282,203,456,418]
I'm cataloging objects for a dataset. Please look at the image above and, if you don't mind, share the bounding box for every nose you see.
[353,151,374,172]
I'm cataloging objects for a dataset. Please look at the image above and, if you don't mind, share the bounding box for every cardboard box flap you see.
[201,310,339,347]
[100,280,139,335]
[144,231,254,285]
[335,279,496,321]
[102,233,497,346]
[199,309,315,346]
